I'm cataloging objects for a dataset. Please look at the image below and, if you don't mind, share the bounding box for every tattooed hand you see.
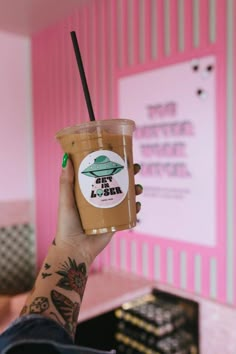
[55,156,142,266]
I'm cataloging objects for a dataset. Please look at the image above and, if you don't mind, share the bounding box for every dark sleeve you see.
[0,315,73,353]
[0,315,116,354]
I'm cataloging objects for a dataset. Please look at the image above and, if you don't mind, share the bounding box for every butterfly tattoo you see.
[51,290,80,336]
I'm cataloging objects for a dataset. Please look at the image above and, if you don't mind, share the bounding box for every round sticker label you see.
[78,150,129,208]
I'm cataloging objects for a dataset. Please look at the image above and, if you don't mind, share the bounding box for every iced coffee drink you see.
[56,119,136,235]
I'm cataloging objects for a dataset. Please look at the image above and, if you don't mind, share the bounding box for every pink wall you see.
[32,0,235,307]
[0,31,34,225]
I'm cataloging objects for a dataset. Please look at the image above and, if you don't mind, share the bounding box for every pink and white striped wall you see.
[32,0,235,307]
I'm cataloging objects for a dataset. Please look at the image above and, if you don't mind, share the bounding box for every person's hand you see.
[55,157,143,267]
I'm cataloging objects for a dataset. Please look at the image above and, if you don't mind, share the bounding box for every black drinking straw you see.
[70,31,95,121]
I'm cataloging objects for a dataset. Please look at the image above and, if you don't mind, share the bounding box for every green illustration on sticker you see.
[81,155,124,178]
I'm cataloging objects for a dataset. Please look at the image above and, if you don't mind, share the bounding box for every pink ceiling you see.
[0,0,84,36]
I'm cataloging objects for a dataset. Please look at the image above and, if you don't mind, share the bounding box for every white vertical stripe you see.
[139,0,145,62]
[193,0,200,47]
[209,0,216,43]
[180,251,187,289]
[195,254,201,293]
[128,0,133,65]
[151,0,157,59]
[131,240,137,273]
[164,0,171,55]
[110,237,116,267]
[178,0,185,51]
[167,248,173,284]
[210,257,217,299]
[226,0,234,304]
[154,245,160,280]
[120,238,126,270]
[142,243,149,277]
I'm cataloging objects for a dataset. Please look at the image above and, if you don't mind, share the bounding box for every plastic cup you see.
[56,119,136,235]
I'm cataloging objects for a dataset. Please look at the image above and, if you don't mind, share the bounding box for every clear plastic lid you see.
[55,118,135,139]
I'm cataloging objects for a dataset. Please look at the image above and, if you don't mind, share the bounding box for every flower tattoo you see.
[56,257,87,299]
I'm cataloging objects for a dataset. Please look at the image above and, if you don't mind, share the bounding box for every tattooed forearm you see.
[56,257,87,299]
[51,290,80,337]
[19,248,88,339]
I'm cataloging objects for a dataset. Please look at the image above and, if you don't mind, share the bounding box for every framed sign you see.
[119,56,216,246]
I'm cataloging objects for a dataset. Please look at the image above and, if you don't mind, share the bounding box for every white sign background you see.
[119,56,216,246]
